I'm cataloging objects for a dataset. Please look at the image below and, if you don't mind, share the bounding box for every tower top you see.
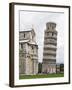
[46,22,56,30]
[46,22,56,27]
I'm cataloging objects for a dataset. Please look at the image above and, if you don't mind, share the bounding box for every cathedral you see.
[42,22,57,73]
[19,29,38,75]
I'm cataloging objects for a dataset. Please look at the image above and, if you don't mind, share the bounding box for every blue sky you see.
[19,10,65,63]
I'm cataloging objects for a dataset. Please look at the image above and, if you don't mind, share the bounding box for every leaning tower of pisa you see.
[42,22,57,74]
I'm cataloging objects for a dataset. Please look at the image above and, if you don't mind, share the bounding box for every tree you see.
[38,63,42,73]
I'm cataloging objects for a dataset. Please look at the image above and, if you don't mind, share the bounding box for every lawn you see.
[19,73,64,79]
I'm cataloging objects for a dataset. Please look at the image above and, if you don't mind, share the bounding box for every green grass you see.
[19,73,64,79]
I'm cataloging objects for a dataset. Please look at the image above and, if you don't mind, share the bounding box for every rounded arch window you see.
[52,33,54,36]
[48,27,49,29]
[24,33,25,38]
[52,26,54,29]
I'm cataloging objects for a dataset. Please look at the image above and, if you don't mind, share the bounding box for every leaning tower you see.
[42,22,57,74]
